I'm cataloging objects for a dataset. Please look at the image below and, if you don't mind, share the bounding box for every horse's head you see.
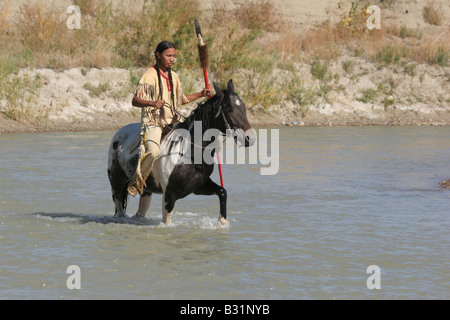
[213,80,256,147]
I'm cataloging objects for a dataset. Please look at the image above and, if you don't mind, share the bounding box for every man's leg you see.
[128,125,162,196]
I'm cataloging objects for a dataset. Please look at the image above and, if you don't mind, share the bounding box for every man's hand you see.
[201,88,211,98]
[152,99,165,108]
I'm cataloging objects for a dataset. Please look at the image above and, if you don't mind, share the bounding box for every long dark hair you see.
[154,41,176,111]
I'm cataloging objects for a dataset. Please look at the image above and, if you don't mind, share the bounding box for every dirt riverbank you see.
[1,0,449,133]
[1,63,448,134]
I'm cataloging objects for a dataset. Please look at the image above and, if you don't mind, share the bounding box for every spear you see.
[194,17,224,187]
[194,17,211,98]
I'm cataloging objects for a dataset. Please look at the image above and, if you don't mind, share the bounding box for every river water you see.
[0,126,449,300]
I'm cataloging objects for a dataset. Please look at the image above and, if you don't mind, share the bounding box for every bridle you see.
[220,109,233,131]
[215,94,235,133]
[167,93,239,150]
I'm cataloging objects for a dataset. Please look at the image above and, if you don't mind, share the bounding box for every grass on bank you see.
[0,0,449,125]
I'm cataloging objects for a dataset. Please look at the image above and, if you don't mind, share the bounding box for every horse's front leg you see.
[162,192,175,225]
[194,178,228,225]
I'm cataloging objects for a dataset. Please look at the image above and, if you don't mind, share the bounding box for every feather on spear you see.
[195,17,211,98]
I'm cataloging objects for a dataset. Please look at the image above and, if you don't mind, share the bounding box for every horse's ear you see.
[213,82,224,100]
[227,79,235,93]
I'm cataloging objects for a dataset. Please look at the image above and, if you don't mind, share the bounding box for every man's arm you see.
[132,94,164,109]
[182,88,212,104]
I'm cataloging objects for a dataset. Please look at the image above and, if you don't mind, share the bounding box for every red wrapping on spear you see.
[198,44,211,95]
[195,17,222,186]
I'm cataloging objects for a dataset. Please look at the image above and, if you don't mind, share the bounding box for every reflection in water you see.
[32,212,161,226]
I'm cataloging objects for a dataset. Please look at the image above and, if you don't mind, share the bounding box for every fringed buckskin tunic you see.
[129,66,189,195]
[135,66,189,128]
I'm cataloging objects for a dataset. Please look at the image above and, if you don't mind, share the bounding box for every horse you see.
[107,80,256,225]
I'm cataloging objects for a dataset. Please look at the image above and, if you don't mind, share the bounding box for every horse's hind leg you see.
[113,192,127,217]
[108,167,129,218]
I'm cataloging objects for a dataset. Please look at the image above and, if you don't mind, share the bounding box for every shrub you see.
[423,1,442,26]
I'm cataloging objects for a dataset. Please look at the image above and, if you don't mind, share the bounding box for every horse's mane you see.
[160,93,226,156]
[175,94,221,132]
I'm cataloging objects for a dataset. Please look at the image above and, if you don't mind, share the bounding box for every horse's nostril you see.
[245,135,251,146]
[244,131,256,147]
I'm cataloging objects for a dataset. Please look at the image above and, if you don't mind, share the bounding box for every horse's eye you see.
[223,104,232,112]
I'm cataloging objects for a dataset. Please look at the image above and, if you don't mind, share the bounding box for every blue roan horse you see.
[107,80,255,225]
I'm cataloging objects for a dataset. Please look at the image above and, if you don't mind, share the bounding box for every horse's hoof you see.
[162,218,172,225]
[219,217,228,226]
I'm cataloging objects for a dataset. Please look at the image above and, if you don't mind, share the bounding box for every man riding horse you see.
[128,41,211,197]
[107,39,255,225]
